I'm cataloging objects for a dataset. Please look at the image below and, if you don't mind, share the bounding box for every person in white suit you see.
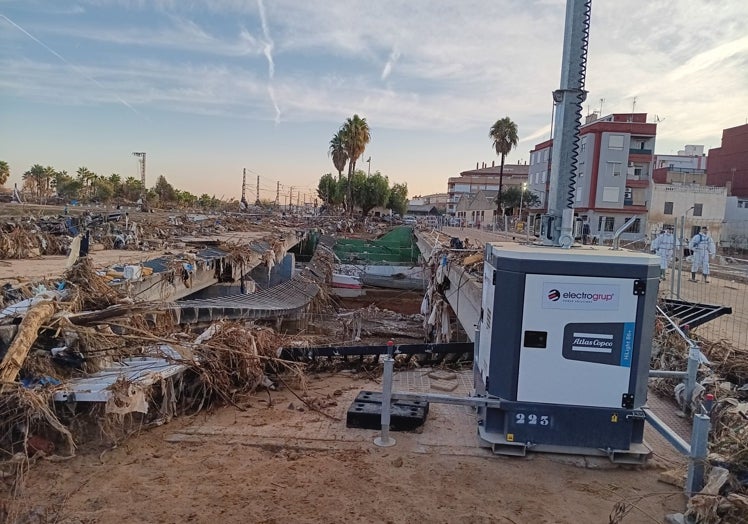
[651,226,679,280]
[689,226,716,283]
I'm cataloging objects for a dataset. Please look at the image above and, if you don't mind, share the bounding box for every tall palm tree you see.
[489,117,519,220]
[22,164,49,199]
[341,114,371,213]
[328,130,348,178]
[0,160,9,186]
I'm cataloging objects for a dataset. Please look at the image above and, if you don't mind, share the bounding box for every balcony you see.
[630,148,652,155]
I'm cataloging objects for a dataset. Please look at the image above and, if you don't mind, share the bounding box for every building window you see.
[602,186,620,203]
[624,217,641,233]
[664,201,674,215]
[608,134,624,150]
[598,216,615,232]
[693,203,703,217]
[607,162,622,176]
[634,167,643,178]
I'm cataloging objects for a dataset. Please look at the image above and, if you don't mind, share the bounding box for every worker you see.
[650,226,679,280]
[689,226,716,283]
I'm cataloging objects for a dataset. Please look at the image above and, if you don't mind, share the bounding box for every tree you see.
[76,167,96,198]
[0,161,9,186]
[122,176,142,202]
[317,173,342,208]
[357,171,390,217]
[153,175,177,203]
[489,117,519,219]
[340,114,371,212]
[92,177,114,201]
[498,186,540,216]
[387,182,408,216]
[328,130,348,178]
[22,164,54,200]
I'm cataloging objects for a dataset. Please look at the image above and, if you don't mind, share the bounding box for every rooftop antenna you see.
[632,96,637,113]
[599,98,604,116]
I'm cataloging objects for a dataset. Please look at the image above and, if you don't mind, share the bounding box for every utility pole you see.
[276,181,280,207]
[132,152,147,211]
[256,175,260,205]
[241,168,247,210]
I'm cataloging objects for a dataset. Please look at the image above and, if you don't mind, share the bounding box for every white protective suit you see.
[689,231,716,275]
[651,231,679,270]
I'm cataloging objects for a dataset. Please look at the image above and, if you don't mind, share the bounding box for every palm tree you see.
[489,117,519,221]
[22,164,49,200]
[76,167,96,198]
[328,130,348,178]
[0,161,9,186]
[340,114,371,213]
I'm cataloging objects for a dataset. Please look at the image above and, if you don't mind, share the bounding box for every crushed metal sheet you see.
[52,345,186,409]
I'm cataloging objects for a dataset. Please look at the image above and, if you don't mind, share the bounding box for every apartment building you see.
[527,112,656,241]
[446,162,528,217]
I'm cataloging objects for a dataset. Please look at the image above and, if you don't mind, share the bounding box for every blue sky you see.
[1,0,747,202]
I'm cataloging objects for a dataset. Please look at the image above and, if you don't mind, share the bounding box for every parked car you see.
[403,215,417,225]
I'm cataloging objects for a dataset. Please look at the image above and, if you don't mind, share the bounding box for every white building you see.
[648,184,727,241]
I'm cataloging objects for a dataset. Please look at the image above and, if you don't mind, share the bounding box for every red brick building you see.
[707,124,748,197]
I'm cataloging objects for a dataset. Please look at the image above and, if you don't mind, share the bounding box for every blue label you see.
[620,323,635,368]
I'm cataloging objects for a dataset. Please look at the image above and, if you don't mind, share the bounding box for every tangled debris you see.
[650,315,748,521]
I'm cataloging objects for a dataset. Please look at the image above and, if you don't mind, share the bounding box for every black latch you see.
[492,270,497,285]
[621,393,634,409]
[633,279,646,296]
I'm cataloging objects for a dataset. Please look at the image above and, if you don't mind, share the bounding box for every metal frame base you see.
[477,426,652,464]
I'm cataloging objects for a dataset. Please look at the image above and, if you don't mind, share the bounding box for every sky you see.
[1,0,747,203]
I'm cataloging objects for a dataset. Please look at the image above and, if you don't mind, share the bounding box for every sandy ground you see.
[6,373,687,524]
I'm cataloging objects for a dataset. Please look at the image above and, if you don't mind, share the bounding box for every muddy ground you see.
[5,374,686,524]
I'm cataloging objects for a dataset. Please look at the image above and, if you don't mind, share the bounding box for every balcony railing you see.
[629,148,653,155]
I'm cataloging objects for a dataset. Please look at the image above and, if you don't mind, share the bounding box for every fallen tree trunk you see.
[0,301,56,389]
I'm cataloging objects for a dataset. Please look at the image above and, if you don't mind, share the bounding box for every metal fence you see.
[636,217,748,352]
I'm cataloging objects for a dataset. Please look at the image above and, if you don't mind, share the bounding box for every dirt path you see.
[7,374,686,523]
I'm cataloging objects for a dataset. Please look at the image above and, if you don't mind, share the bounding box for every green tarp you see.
[334,226,420,264]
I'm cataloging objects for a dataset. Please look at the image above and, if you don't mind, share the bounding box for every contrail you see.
[0,13,143,117]
[257,0,274,78]
[257,0,280,124]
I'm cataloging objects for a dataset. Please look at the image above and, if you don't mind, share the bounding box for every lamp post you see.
[519,182,527,232]
[366,157,371,177]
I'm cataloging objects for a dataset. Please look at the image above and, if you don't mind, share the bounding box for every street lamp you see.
[519,182,527,224]
[366,157,371,177]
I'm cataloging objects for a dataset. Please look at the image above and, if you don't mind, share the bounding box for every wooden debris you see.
[0,301,56,388]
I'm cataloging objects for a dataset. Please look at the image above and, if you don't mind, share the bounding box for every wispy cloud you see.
[381,47,400,81]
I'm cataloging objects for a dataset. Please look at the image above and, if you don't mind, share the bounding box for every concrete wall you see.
[649,184,727,239]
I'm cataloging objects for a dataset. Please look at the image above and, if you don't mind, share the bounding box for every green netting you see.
[334,226,420,264]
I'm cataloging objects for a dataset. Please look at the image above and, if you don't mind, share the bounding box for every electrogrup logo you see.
[542,282,620,311]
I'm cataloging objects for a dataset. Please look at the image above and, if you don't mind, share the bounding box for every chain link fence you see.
[636,217,748,352]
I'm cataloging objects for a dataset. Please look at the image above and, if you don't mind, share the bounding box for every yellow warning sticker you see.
[611,413,618,423]
[507,433,514,442]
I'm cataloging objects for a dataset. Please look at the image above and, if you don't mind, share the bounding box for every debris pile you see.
[650,317,748,520]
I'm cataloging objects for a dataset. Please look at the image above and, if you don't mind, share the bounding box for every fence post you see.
[374,340,397,447]
[684,343,700,412]
[685,413,711,495]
